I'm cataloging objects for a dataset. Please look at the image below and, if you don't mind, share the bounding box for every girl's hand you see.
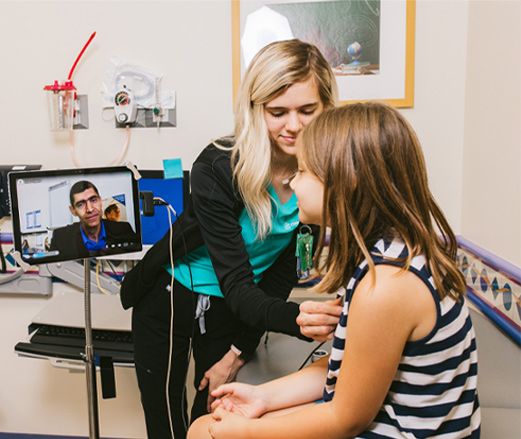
[297,297,343,342]
[199,349,245,412]
[209,407,252,439]
[211,382,266,418]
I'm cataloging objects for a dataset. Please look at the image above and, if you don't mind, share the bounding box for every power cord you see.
[95,259,122,295]
[0,268,23,285]
[297,341,326,371]
[96,259,111,295]
[105,259,123,284]
[147,195,195,438]
[164,201,177,438]
[154,198,194,437]
[179,214,196,434]
[0,231,6,274]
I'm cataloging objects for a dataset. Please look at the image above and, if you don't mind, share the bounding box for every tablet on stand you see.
[9,165,143,439]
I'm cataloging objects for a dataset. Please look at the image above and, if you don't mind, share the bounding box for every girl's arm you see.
[210,265,436,439]
[212,356,329,417]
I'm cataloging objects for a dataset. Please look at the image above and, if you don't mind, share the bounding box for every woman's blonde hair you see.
[218,39,338,239]
[298,102,466,300]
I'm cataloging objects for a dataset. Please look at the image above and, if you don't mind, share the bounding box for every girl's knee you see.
[187,413,214,439]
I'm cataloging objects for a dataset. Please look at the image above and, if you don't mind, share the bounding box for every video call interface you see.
[9,167,142,264]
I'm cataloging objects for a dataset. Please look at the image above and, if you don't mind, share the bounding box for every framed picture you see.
[232,0,416,108]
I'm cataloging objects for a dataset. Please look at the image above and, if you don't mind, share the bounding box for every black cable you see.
[0,231,6,273]
[297,341,326,371]
[105,259,122,284]
[177,207,196,432]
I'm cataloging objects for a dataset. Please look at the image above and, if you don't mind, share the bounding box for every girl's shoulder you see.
[351,242,438,342]
[355,263,431,308]
[368,238,432,285]
[364,238,437,306]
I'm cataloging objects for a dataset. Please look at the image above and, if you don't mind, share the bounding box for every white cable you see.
[0,268,23,285]
[150,198,182,436]
[155,197,178,219]
[155,197,182,436]
[164,204,176,439]
[95,259,111,295]
[168,205,178,218]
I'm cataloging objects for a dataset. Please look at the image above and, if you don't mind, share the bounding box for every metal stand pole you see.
[83,259,100,439]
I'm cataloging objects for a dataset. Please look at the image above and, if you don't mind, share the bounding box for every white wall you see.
[461,0,521,266]
[0,0,518,437]
[0,0,235,171]
[402,0,469,235]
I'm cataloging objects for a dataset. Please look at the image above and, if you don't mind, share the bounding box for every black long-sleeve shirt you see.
[121,142,312,358]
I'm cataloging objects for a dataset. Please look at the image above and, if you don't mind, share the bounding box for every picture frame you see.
[232,0,416,108]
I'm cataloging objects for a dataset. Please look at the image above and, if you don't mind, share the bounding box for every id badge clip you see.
[296,225,314,280]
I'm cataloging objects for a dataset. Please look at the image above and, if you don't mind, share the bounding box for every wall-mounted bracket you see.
[115,107,176,129]
[73,94,89,130]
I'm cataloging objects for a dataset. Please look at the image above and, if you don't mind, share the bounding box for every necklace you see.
[281,170,298,185]
[271,153,297,185]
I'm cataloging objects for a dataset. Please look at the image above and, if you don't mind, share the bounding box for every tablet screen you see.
[9,166,142,264]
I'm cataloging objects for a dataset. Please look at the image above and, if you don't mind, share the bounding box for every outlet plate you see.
[115,107,176,129]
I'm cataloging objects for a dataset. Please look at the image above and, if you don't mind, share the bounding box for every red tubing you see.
[68,31,96,80]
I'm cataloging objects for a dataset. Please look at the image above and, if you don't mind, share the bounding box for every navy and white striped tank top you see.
[324,238,481,438]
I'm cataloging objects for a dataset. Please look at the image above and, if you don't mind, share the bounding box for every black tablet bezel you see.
[9,166,142,265]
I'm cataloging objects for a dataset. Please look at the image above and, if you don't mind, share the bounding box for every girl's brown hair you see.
[298,102,466,300]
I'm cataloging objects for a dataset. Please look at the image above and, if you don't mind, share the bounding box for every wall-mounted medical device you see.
[43,80,77,131]
[43,32,95,131]
[102,58,176,128]
[114,88,137,124]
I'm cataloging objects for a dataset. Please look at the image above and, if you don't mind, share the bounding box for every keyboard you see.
[29,324,133,352]
[15,341,135,364]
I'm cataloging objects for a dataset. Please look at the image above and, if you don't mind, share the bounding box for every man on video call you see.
[50,180,138,259]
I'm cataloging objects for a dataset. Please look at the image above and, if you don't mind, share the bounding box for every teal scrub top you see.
[167,186,299,297]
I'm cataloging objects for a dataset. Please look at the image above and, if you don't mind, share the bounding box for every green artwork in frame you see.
[232,0,415,108]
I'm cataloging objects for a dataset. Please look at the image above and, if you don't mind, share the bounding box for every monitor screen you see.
[9,166,142,265]
[138,170,189,246]
[0,165,41,219]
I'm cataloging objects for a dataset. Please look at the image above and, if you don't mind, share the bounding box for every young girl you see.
[188,102,481,439]
[121,39,338,439]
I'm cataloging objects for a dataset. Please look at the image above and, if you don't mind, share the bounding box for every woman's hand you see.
[297,298,343,342]
[199,349,245,412]
[209,407,253,439]
[211,382,266,418]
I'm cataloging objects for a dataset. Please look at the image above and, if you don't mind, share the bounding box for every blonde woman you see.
[121,39,338,439]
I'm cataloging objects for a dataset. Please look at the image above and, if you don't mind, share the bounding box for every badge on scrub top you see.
[296,225,314,280]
